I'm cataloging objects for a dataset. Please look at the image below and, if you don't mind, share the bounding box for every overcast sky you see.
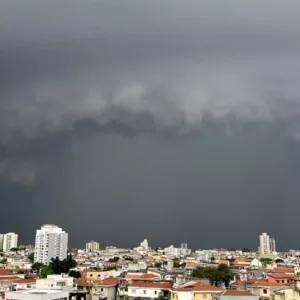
[1,0,300,250]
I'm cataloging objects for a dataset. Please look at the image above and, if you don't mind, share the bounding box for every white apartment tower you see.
[86,241,100,252]
[140,239,149,250]
[259,232,271,255]
[34,224,68,264]
[3,233,18,252]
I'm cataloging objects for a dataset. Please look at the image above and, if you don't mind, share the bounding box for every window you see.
[101,288,104,292]
[143,290,147,294]
[263,289,267,294]
[155,291,157,295]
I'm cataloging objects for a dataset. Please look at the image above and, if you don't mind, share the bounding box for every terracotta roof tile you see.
[172,282,224,292]
[271,267,294,274]
[216,290,254,296]
[0,269,13,276]
[249,279,288,287]
[97,277,118,287]
[231,280,246,286]
[185,263,196,269]
[131,281,173,289]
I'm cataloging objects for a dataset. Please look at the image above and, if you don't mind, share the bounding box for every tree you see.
[41,265,53,278]
[109,257,119,263]
[69,270,81,279]
[228,248,236,251]
[28,253,34,264]
[260,258,273,265]
[31,262,44,274]
[155,262,162,268]
[210,257,216,262]
[10,248,18,253]
[124,256,133,261]
[192,264,234,287]
[242,248,250,252]
[275,259,284,263]
[49,255,77,275]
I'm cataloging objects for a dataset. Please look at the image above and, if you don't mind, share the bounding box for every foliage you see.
[109,257,119,263]
[124,256,133,261]
[28,253,34,264]
[31,262,44,273]
[105,266,116,271]
[275,259,284,263]
[242,248,250,252]
[210,257,216,262]
[50,255,77,274]
[41,265,53,278]
[155,262,162,268]
[192,264,234,287]
[69,270,81,279]
[228,248,236,251]
[228,257,235,263]
[10,248,18,252]
[260,258,273,265]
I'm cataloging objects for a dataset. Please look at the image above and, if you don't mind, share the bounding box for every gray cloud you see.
[1,0,300,249]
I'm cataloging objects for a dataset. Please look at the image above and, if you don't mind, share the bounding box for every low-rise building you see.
[214,290,259,300]
[128,280,173,298]
[4,289,69,300]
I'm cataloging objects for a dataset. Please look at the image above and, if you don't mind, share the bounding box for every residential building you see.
[140,239,149,251]
[214,290,259,300]
[185,262,196,275]
[4,289,69,300]
[34,224,68,265]
[0,234,3,251]
[35,274,74,290]
[259,233,271,256]
[86,241,100,252]
[128,280,173,298]
[92,277,118,300]
[3,233,18,252]
[270,238,276,253]
[171,281,224,300]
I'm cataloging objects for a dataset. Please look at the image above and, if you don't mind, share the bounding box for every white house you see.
[128,280,173,299]
[92,277,118,300]
[36,274,74,290]
[214,290,259,300]
[4,289,69,300]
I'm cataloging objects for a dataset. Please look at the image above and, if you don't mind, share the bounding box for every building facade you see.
[85,241,100,252]
[3,233,18,252]
[34,225,68,265]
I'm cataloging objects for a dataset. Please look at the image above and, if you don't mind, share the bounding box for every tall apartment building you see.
[270,238,276,252]
[86,241,100,252]
[140,239,149,250]
[3,233,18,252]
[0,234,3,251]
[259,232,276,255]
[259,232,270,255]
[34,224,68,264]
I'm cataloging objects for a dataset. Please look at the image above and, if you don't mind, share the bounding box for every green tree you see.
[210,257,216,262]
[228,248,236,251]
[260,258,273,265]
[69,270,81,279]
[31,262,44,274]
[109,257,119,263]
[155,262,162,268]
[28,253,34,264]
[49,255,77,274]
[275,259,284,263]
[192,264,234,287]
[10,248,18,253]
[41,265,53,278]
[242,248,250,252]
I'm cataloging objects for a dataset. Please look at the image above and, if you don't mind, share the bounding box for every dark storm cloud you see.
[1,0,300,249]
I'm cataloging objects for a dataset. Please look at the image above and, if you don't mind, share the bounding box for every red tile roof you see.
[0,269,13,276]
[131,281,173,289]
[249,279,288,287]
[268,274,292,279]
[216,290,254,296]
[125,274,159,280]
[185,263,196,269]
[231,280,246,286]
[97,277,118,287]
[271,267,294,274]
[172,282,224,292]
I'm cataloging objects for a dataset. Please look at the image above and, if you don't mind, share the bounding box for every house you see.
[230,280,247,291]
[250,258,262,269]
[171,281,224,300]
[273,288,300,300]
[124,273,159,282]
[81,270,121,283]
[219,260,230,267]
[4,289,69,300]
[128,280,173,298]
[185,263,196,275]
[248,279,289,300]
[271,268,294,275]
[232,258,251,269]
[214,290,259,300]
[267,274,292,285]
[35,274,74,290]
[92,277,118,300]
